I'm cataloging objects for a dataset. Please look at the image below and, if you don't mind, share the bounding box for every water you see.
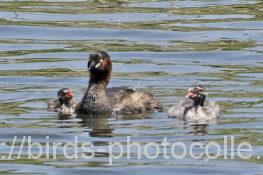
[0,0,263,174]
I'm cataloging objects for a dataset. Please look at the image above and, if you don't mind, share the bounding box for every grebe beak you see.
[88,61,96,71]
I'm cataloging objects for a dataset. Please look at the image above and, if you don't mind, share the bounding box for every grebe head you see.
[185,85,208,107]
[88,51,112,73]
[57,88,74,105]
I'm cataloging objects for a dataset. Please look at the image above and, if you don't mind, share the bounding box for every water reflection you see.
[188,124,209,136]
[78,114,113,137]
[184,117,218,126]
[57,113,76,120]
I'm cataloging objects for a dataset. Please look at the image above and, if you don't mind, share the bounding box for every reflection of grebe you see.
[188,124,209,135]
[79,115,113,137]
[168,85,220,123]
[76,51,162,115]
[48,88,77,115]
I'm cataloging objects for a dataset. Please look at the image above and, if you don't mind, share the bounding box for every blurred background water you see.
[0,0,263,174]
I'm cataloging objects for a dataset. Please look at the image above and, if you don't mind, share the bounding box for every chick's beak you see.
[57,92,62,98]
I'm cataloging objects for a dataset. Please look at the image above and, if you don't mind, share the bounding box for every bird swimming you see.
[168,85,220,122]
[76,51,162,115]
[48,88,77,115]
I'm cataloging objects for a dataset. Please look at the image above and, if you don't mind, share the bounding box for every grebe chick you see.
[48,88,77,115]
[168,85,220,122]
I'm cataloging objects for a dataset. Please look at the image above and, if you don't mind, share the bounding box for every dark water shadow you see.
[188,124,209,135]
[182,118,218,136]
[74,114,113,137]
[56,111,157,137]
